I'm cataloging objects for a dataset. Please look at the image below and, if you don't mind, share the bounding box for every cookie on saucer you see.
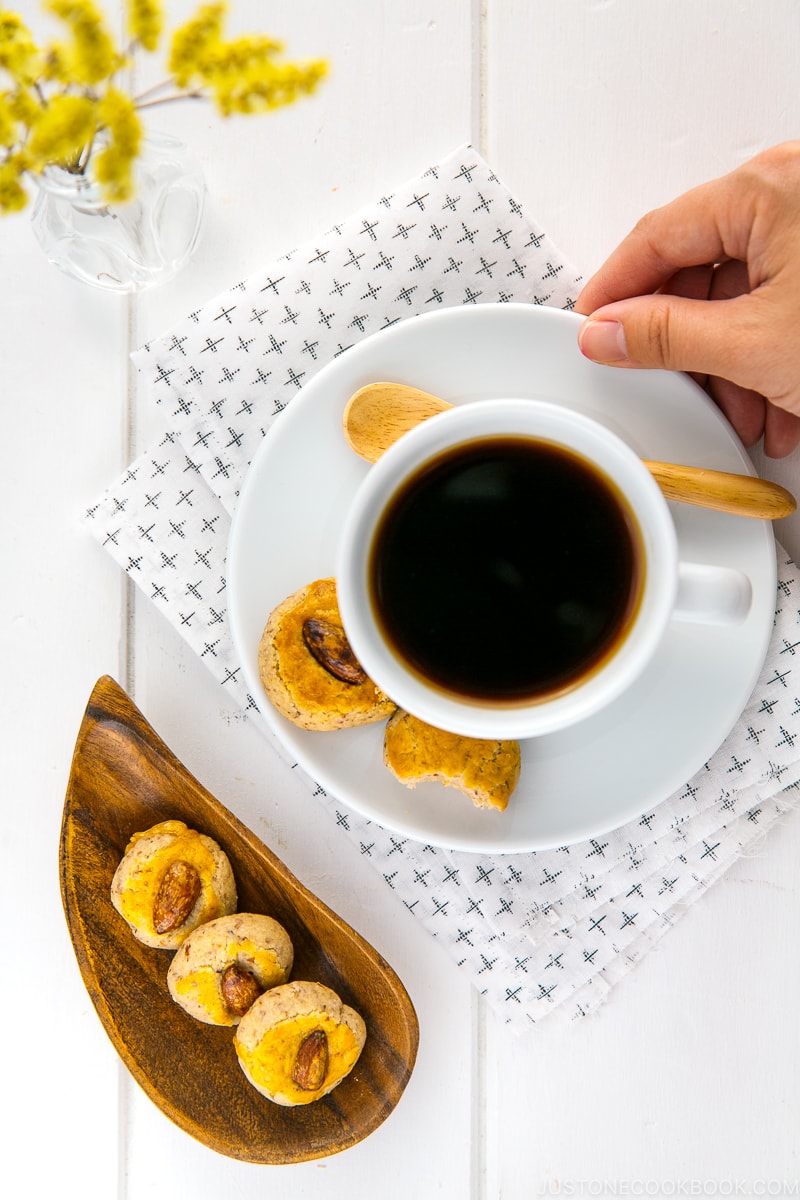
[383,710,520,811]
[258,577,396,730]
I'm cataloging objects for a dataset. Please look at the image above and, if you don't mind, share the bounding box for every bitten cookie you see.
[383,710,520,811]
[258,577,396,730]
[234,980,366,1106]
[167,913,294,1026]
[110,820,237,950]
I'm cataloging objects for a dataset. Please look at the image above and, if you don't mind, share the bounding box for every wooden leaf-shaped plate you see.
[59,676,419,1163]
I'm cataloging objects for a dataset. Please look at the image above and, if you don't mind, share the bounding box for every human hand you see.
[574,142,800,458]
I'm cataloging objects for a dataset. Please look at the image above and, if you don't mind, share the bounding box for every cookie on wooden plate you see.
[110,820,237,950]
[234,980,366,1106]
[258,577,396,730]
[383,710,520,811]
[167,913,294,1026]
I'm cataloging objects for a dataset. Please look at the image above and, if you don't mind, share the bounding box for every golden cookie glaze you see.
[234,980,366,1106]
[167,912,293,1025]
[110,820,237,949]
[258,577,396,730]
[383,710,520,811]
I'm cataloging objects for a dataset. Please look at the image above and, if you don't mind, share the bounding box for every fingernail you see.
[578,319,629,364]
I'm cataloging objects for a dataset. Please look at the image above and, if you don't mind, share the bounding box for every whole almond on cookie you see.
[153,860,202,933]
[292,1029,330,1090]
[302,617,367,684]
[221,963,264,1017]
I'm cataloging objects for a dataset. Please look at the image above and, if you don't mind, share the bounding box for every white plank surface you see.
[488,2,800,1193]
[1,211,127,1196]
[3,1,799,1197]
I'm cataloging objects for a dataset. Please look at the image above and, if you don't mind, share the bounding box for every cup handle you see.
[673,562,752,626]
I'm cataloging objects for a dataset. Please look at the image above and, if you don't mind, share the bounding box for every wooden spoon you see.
[342,382,796,520]
[60,676,419,1164]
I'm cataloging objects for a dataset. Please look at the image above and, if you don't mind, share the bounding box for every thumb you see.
[577,293,754,381]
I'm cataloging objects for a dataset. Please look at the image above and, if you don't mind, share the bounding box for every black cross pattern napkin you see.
[86,146,800,1029]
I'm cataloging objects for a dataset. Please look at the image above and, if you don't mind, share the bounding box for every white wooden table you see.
[4,2,800,1194]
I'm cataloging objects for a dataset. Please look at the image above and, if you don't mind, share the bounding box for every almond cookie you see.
[110,820,237,950]
[234,980,366,1106]
[167,912,293,1025]
[258,577,396,730]
[383,710,520,811]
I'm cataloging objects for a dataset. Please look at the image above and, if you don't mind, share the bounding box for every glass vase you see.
[30,132,206,293]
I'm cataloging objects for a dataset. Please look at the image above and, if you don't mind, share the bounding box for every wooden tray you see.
[59,676,419,1163]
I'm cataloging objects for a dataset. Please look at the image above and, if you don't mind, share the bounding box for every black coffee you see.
[369,436,643,704]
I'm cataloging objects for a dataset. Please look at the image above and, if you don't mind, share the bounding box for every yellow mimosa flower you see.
[127,0,163,53]
[27,92,96,169]
[167,14,327,117]
[168,1,225,88]
[0,2,327,214]
[208,55,328,116]
[45,0,120,85]
[202,32,285,75]
[0,11,41,82]
[0,155,28,210]
[0,92,17,146]
[8,84,42,130]
[93,86,142,201]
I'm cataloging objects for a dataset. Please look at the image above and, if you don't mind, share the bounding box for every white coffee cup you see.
[336,398,752,739]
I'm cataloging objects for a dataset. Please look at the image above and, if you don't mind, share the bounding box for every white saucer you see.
[227,304,776,852]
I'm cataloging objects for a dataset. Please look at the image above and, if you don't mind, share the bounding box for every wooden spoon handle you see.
[342,382,796,519]
[642,460,796,520]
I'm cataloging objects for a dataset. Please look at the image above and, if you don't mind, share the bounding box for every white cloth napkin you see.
[86,145,800,1030]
